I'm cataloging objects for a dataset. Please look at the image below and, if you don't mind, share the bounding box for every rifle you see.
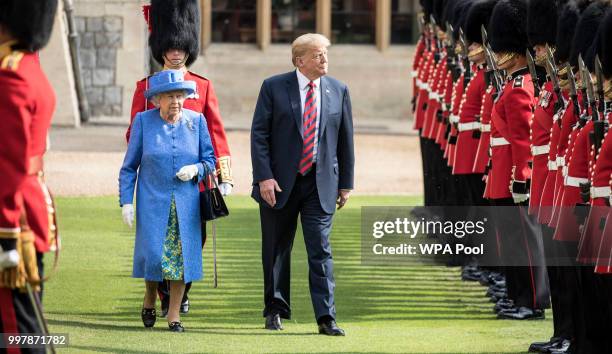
[459,28,471,86]
[591,55,608,159]
[545,45,564,115]
[430,15,441,62]
[481,25,503,96]
[446,23,458,80]
[566,63,581,122]
[578,55,590,126]
[526,49,540,97]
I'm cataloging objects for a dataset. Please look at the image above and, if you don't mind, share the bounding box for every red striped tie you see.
[299,81,317,175]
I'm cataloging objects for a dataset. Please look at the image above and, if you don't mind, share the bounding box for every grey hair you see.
[291,33,330,67]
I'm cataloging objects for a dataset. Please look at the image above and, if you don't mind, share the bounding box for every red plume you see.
[142,4,152,33]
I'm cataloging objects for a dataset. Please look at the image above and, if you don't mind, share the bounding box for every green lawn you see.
[44,195,551,353]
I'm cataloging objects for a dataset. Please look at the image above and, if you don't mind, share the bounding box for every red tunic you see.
[485,69,535,199]
[423,56,446,140]
[473,85,494,174]
[414,52,435,131]
[454,67,486,174]
[0,46,56,253]
[445,74,465,166]
[127,71,232,181]
[549,96,580,228]
[435,70,453,149]
[411,38,426,97]
[528,82,556,215]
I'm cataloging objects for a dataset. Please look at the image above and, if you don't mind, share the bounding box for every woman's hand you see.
[176,164,199,181]
[122,204,135,227]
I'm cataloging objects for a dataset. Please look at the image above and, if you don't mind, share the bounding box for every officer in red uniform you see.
[485,0,550,321]
[127,0,234,317]
[0,1,58,353]
[524,1,575,352]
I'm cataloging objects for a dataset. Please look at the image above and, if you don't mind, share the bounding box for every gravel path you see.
[46,128,423,197]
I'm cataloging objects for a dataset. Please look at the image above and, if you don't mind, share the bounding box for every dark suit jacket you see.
[251,71,355,214]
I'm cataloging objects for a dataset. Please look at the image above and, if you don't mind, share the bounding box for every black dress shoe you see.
[493,300,515,313]
[180,299,190,314]
[168,321,185,332]
[529,337,560,353]
[497,307,545,320]
[141,308,156,328]
[265,314,283,330]
[548,339,571,353]
[318,320,345,336]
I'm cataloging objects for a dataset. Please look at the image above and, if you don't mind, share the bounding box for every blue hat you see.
[144,70,196,99]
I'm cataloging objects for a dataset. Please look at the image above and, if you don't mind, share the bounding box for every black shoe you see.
[141,308,156,328]
[265,314,283,330]
[180,299,189,314]
[318,320,345,336]
[548,339,571,353]
[168,321,185,332]
[528,337,560,353]
[497,307,545,320]
[493,299,515,313]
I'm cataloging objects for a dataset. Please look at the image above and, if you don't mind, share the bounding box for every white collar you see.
[296,69,321,91]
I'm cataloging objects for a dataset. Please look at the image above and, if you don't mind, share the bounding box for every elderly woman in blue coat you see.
[119,70,216,332]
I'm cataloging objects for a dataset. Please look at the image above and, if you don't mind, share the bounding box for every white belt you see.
[531,144,550,156]
[416,79,423,88]
[564,175,589,187]
[441,104,448,112]
[490,137,510,147]
[411,70,418,78]
[429,92,440,100]
[423,83,431,92]
[547,160,557,171]
[562,165,568,177]
[556,156,565,167]
[449,114,460,124]
[591,186,611,198]
[480,123,491,132]
[458,122,481,132]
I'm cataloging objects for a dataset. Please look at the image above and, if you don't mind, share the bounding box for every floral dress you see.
[161,196,184,280]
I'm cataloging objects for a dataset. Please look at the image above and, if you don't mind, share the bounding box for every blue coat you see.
[119,108,216,283]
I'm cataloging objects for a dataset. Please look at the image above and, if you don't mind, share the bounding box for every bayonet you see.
[526,50,540,97]
[567,63,581,118]
[595,55,605,113]
[459,28,471,85]
[544,54,564,114]
[430,15,441,62]
[578,55,590,113]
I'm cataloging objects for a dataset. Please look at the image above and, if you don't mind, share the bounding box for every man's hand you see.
[337,189,352,210]
[259,179,282,207]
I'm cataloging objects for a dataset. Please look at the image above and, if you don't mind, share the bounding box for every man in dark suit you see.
[251,33,354,336]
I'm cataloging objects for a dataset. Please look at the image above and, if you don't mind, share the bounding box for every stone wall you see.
[75,15,124,117]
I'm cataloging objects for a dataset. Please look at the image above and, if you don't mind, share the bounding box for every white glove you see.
[122,204,135,228]
[0,245,19,270]
[176,164,199,182]
[219,182,233,196]
[512,193,529,204]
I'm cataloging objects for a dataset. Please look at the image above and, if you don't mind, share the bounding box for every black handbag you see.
[199,165,229,222]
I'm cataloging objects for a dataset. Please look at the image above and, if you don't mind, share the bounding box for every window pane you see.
[271,0,316,43]
[332,0,375,44]
[212,0,257,43]
[391,0,413,44]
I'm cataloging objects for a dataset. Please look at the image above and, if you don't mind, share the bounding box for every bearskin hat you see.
[433,0,448,26]
[488,0,529,54]
[421,0,435,22]
[569,1,607,67]
[149,0,200,67]
[555,1,587,63]
[527,0,560,46]
[0,0,58,52]
[465,0,498,44]
[602,8,612,77]
[457,0,477,34]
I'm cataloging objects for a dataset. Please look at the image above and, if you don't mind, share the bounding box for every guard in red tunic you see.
[0,1,58,353]
[127,0,234,317]
[485,0,550,321]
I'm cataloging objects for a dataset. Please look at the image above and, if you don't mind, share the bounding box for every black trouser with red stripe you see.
[491,198,550,309]
[0,288,44,354]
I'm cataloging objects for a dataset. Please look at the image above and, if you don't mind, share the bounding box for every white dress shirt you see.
[296,69,322,163]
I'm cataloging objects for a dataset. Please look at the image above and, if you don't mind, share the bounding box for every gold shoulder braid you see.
[218,156,233,185]
[0,39,24,71]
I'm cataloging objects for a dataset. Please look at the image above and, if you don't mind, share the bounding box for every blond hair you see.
[291,33,331,66]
